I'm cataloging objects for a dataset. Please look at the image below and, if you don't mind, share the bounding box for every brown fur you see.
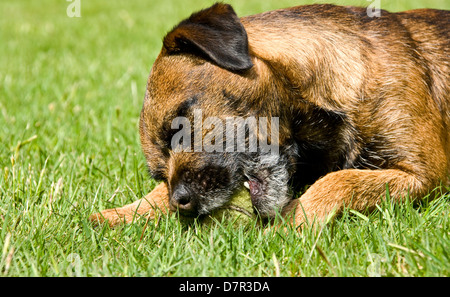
[90,4,449,229]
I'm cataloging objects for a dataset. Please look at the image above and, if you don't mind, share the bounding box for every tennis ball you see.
[202,187,255,225]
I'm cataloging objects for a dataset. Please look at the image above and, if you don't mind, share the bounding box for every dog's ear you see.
[163,3,253,72]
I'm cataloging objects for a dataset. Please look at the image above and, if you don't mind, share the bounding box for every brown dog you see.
[90,3,449,228]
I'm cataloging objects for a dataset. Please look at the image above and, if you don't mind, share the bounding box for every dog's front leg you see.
[89,182,171,227]
[284,169,432,229]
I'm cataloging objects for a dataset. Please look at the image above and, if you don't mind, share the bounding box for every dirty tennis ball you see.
[202,187,255,225]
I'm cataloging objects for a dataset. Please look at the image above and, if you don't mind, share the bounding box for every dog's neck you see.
[242,13,365,114]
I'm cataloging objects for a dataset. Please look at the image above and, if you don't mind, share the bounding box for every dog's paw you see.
[88,208,138,227]
[88,182,171,227]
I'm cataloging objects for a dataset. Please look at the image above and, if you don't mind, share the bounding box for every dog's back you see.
[395,9,450,176]
[244,5,449,117]
[397,9,450,123]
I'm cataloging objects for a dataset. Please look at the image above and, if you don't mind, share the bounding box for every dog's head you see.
[139,4,298,218]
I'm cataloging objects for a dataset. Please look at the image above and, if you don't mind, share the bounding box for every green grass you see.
[1,0,449,277]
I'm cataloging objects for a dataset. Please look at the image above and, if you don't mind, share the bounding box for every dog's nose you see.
[170,184,196,215]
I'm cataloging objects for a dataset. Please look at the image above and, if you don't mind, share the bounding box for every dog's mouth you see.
[240,154,293,218]
[243,177,266,209]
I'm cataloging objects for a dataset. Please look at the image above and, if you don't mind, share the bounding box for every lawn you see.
[0,0,449,277]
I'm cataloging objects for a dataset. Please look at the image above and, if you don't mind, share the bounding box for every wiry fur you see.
[242,152,293,217]
[90,4,449,228]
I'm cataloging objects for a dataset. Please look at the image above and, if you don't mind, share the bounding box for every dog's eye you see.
[163,125,184,152]
[159,121,178,151]
[151,172,165,181]
[158,96,199,152]
[147,165,166,181]
[175,96,198,118]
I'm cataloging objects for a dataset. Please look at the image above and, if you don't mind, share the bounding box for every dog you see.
[90,3,449,228]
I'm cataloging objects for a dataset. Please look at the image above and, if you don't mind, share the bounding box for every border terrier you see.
[90,3,449,228]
